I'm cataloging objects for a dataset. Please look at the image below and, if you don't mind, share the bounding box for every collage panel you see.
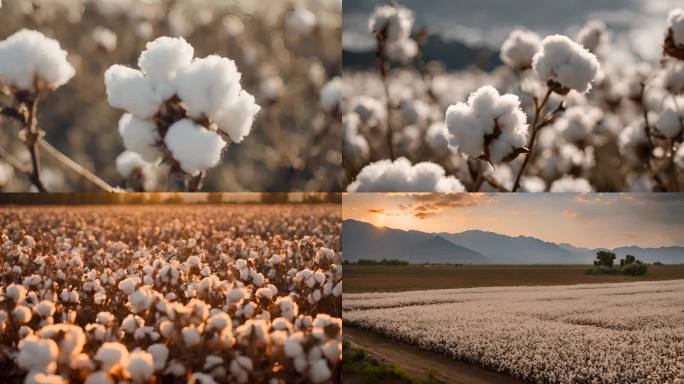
[0,192,342,383]
[342,193,684,383]
[0,1,341,193]
[342,1,684,193]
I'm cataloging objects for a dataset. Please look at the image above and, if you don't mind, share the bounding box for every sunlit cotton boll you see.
[0,29,75,91]
[347,157,465,192]
[126,350,154,383]
[174,55,242,120]
[17,335,58,373]
[576,20,607,53]
[213,91,260,143]
[500,29,541,70]
[368,4,414,42]
[343,114,370,166]
[668,8,684,48]
[104,65,162,119]
[137,36,194,101]
[95,342,128,372]
[664,62,684,94]
[532,34,599,94]
[549,176,593,193]
[116,151,154,181]
[444,85,529,163]
[92,27,117,52]
[555,105,602,144]
[164,119,227,176]
[386,38,418,64]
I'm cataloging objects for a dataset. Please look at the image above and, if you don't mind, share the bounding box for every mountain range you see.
[342,220,684,265]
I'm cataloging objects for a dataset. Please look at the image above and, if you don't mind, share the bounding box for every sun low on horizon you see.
[342,193,684,249]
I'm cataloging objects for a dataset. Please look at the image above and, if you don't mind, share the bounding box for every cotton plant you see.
[664,8,684,60]
[105,36,261,191]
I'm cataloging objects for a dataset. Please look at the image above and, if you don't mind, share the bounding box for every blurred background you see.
[0,0,342,192]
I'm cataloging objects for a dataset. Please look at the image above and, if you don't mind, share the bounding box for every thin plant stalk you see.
[39,138,115,192]
[512,88,553,191]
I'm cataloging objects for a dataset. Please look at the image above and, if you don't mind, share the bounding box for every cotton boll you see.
[95,342,128,372]
[347,157,465,192]
[310,359,332,383]
[84,371,113,384]
[320,77,342,113]
[664,62,684,95]
[352,96,386,125]
[213,90,260,143]
[92,27,117,52]
[118,114,163,163]
[532,35,600,94]
[445,86,529,163]
[126,350,154,383]
[164,119,227,175]
[6,283,27,302]
[130,287,155,314]
[619,121,651,162]
[104,65,162,119]
[174,55,242,119]
[657,100,684,139]
[668,9,684,48]
[24,372,66,384]
[117,276,138,295]
[520,176,546,192]
[556,106,602,144]
[343,114,370,167]
[400,98,429,126]
[0,29,75,91]
[17,335,58,373]
[182,326,201,347]
[137,36,194,101]
[37,324,86,364]
[115,151,152,179]
[576,20,607,53]
[35,300,56,318]
[549,176,593,193]
[13,305,32,323]
[368,5,414,42]
[229,356,253,383]
[500,29,541,70]
[386,38,418,64]
[286,8,317,35]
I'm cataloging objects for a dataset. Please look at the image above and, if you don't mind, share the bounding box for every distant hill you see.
[342,220,684,265]
[342,34,502,71]
[342,220,485,264]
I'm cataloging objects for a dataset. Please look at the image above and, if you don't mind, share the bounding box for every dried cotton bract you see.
[444,86,529,163]
[105,36,260,185]
[532,34,600,94]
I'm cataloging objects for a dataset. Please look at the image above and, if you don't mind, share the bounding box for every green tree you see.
[594,250,616,267]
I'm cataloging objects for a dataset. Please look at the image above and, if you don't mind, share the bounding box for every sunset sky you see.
[343,193,684,249]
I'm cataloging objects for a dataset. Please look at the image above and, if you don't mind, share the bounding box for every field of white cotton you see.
[0,0,341,192]
[344,280,684,383]
[342,3,684,192]
[0,205,342,383]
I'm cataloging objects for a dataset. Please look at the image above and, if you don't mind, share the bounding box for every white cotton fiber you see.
[549,176,593,193]
[286,8,317,35]
[347,157,465,192]
[668,9,684,47]
[95,342,128,371]
[164,119,226,175]
[657,98,684,139]
[342,114,369,166]
[125,350,154,382]
[118,114,162,163]
[320,77,342,113]
[138,36,194,101]
[576,20,607,53]
[104,65,162,119]
[0,29,75,90]
[532,35,599,94]
[444,85,528,163]
[556,106,602,144]
[500,29,541,70]
[17,335,58,373]
[174,55,242,119]
[368,5,414,42]
[115,151,147,178]
[213,90,260,143]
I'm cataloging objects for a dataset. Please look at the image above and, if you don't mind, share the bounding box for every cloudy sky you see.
[343,193,684,249]
[343,0,679,60]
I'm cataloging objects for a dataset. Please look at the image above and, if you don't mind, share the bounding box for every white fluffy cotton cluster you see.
[549,175,594,193]
[444,86,529,163]
[347,157,464,192]
[532,35,600,94]
[0,29,75,91]
[286,8,317,35]
[576,20,607,53]
[500,29,541,70]
[368,4,417,62]
[668,9,684,48]
[115,151,156,190]
[342,114,370,168]
[656,97,684,139]
[105,36,260,176]
[555,105,602,144]
[320,76,342,113]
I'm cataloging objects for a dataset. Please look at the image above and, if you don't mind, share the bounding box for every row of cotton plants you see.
[0,0,341,192]
[345,280,684,383]
[342,3,684,192]
[0,205,342,383]
[344,280,684,383]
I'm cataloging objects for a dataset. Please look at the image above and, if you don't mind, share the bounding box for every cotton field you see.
[344,280,684,383]
[342,3,684,192]
[0,0,341,192]
[0,205,342,383]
